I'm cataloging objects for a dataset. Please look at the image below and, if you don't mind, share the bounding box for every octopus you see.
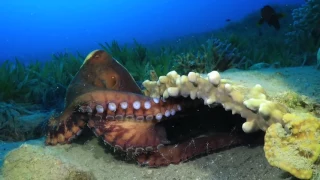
[45,50,263,167]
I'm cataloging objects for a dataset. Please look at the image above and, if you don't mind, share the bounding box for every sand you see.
[1,137,290,180]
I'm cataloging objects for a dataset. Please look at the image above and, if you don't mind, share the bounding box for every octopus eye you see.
[108,76,117,87]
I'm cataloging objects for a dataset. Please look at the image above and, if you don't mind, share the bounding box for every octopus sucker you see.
[95,121,168,150]
[45,50,264,167]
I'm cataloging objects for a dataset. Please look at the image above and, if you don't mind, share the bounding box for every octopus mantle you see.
[45,50,261,167]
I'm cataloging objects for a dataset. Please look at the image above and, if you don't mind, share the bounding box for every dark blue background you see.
[0,0,303,62]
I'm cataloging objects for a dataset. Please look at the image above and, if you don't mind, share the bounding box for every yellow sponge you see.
[264,113,320,179]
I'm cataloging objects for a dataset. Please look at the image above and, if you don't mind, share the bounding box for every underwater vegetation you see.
[0,52,83,109]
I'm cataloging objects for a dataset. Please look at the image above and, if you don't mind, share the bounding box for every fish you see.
[257,5,285,30]
[225,19,231,22]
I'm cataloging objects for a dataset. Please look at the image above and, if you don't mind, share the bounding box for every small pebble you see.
[147,169,153,175]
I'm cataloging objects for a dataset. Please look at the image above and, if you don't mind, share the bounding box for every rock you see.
[0,102,51,141]
[2,144,96,180]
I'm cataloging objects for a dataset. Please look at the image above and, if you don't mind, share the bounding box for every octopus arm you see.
[136,133,244,167]
[91,120,170,151]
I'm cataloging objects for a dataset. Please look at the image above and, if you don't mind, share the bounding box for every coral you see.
[173,38,248,74]
[264,113,320,179]
[142,70,320,179]
[285,0,320,53]
[173,52,206,74]
[143,70,287,133]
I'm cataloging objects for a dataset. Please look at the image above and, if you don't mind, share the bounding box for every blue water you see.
[0,0,303,63]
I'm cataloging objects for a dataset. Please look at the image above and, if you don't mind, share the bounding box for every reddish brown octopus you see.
[45,50,262,167]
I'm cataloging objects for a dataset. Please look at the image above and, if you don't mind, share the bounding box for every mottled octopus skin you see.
[137,133,244,167]
[45,50,244,167]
